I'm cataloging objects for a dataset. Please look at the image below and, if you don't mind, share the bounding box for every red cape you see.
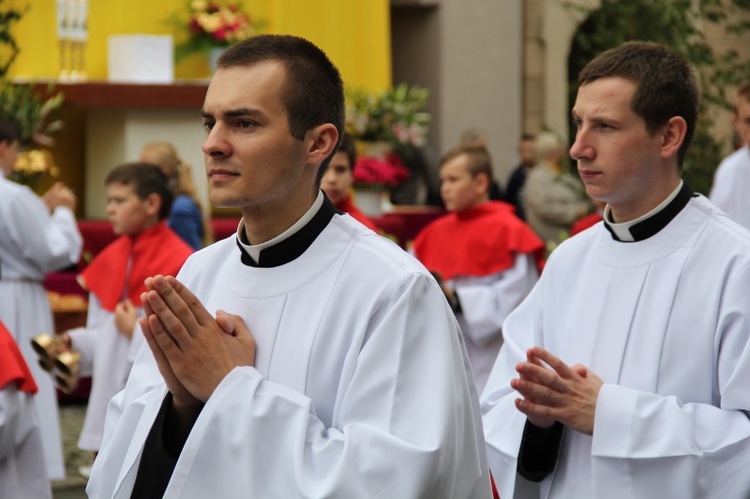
[0,321,38,394]
[413,202,544,280]
[80,222,194,312]
[336,194,379,232]
[571,212,603,236]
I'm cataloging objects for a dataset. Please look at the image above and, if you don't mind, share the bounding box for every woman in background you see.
[140,141,212,250]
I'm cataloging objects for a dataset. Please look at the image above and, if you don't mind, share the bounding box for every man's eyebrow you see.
[200,108,265,119]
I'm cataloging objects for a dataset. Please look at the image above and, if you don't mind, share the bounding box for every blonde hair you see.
[140,141,214,245]
[533,131,565,162]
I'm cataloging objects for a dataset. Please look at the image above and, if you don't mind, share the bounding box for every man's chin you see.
[210,196,241,209]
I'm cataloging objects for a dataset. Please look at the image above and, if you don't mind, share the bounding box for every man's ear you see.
[660,116,687,160]
[305,124,339,166]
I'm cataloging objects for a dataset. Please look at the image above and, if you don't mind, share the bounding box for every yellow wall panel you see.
[8,0,390,90]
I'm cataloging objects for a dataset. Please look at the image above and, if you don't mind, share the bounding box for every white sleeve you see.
[6,189,82,273]
[708,158,734,209]
[126,321,146,364]
[0,385,35,460]
[454,252,538,345]
[589,261,750,498]
[67,295,111,377]
[480,280,544,499]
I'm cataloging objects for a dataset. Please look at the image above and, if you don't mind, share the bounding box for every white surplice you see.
[68,294,145,451]
[0,176,83,480]
[450,254,538,393]
[709,144,750,230]
[0,384,52,499]
[482,195,750,499]
[88,212,492,498]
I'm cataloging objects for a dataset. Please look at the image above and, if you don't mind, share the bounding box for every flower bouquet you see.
[170,0,262,62]
[353,154,410,190]
[346,83,431,148]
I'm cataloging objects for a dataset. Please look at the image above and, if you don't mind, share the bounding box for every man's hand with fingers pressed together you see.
[140,274,256,405]
[511,347,603,435]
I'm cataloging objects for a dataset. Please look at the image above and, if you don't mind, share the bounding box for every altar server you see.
[66,162,193,457]
[88,34,491,499]
[412,144,543,392]
[482,41,750,499]
[320,132,379,231]
[0,118,82,480]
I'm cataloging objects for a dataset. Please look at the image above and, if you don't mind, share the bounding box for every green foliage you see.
[0,2,64,147]
[0,81,64,146]
[346,84,431,148]
[566,0,750,195]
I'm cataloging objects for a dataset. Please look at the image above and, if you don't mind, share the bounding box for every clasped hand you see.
[140,275,256,408]
[511,347,603,435]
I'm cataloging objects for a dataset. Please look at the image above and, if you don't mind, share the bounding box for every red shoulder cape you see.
[336,194,379,232]
[0,321,38,393]
[571,212,603,236]
[80,222,194,312]
[413,201,544,280]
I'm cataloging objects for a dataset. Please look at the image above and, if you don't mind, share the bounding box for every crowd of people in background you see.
[2,33,750,499]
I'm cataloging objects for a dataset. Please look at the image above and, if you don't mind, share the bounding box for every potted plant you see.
[345,83,431,209]
[0,2,65,192]
[346,83,431,152]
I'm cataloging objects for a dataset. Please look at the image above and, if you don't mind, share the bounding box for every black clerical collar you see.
[235,192,337,267]
[603,181,696,242]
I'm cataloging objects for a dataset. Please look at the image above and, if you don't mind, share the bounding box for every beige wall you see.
[392,0,524,186]
[85,109,208,219]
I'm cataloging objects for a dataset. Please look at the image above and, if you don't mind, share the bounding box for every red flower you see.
[354,155,410,188]
[188,18,203,34]
[213,28,228,41]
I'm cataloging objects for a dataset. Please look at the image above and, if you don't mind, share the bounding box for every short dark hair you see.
[736,82,750,111]
[218,34,345,170]
[105,162,174,220]
[578,41,698,167]
[440,144,494,181]
[0,119,20,144]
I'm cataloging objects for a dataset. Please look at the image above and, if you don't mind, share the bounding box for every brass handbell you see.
[31,333,60,366]
[55,351,80,378]
[30,333,80,392]
[55,352,81,377]
[54,351,80,393]
[55,371,79,394]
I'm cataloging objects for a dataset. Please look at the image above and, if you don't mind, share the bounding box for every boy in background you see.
[320,133,379,231]
[412,144,544,392]
[58,163,193,472]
